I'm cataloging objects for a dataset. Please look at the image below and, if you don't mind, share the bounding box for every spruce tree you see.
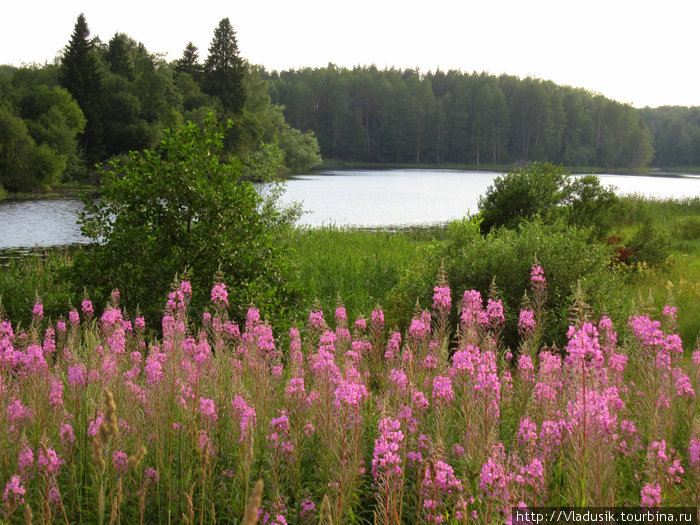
[60,13,105,164]
[106,33,134,80]
[175,42,203,80]
[203,18,246,115]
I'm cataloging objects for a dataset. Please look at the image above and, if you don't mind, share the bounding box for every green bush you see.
[389,218,622,349]
[478,162,619,239]
[73,118,302,328]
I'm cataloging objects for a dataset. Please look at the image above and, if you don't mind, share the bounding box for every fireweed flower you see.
[266,412,293,456]
[662,305,677,320]
[640,482,662,507]
[67,364,87,388]
[335,306,347,322]
[333,377,368,410]
[408,314,431,340]
[461,289,484,326]
[518,309,536,337]
[432,375,454,406]
[210,282,229,308]
[388,369,409,391]
[112,450,128,473]
[6,398,33,431]
[688,437,700,471]
[68,309,79,325]
[18,445,34,476]
[3,476,26,506]
[231,395,256,443]
[145,468,159,484]
[33,301,44,319]
[371,417,404,481]
[81,299,94,317]
[299,498,315,521]
[198,397,218,423]
[486,299,505,326]
[530,265,546,292]
[371,307,385,329]
[49,379,64,407]
[384,331,401,359]
[517,417,538,450]
[60,422,75,446]
[432,285,452,314]
[37,447,64,475]
[284,377,306,400]
[308,310,325,331]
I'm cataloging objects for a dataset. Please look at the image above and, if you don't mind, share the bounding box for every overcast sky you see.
[2,0,698,108]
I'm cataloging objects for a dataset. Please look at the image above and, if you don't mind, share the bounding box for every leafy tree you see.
[0,105,66,190]
[203,18,246,116]
[59,13,105,164]
[18,84,86,178]
[74,117,301,325]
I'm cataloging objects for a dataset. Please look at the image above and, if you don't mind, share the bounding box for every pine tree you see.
[203,18,246,115]
[175,42,202,80]
[59,13,105,164]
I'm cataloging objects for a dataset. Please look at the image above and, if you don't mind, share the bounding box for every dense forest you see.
[2,15,700,195]
[266,65,700,168]
[0,15,321,193]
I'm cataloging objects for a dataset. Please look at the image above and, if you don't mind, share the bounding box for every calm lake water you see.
[1,169,699,249]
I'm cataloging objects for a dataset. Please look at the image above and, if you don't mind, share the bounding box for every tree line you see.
[266,65,700,168]
[0,15,321,193]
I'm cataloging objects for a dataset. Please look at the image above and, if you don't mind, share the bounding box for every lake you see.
[1,169,699,249]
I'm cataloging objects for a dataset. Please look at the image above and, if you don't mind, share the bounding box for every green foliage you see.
[389,218,621,348]
[477,162,620,237]
[73,117,301,326]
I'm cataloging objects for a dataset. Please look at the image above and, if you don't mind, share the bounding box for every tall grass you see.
[288,225,446,325]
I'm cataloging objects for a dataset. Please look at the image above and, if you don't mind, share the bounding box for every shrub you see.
[73,118,302,327]
[389,218,622,348]
[478,162,619,238]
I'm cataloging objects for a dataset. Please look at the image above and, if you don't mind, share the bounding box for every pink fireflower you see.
[372,417,404,481]
[530,265,546,291]
[518,309,536,337]
[3,476,26,506]
[199,397,218,423]
[432,375,454,406]
[210,282,229,308]
[33,301,44,319]
[432,285,452,314]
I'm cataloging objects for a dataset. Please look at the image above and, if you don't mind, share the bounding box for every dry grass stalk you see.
[128,445,147,470]
[243,479,264,525]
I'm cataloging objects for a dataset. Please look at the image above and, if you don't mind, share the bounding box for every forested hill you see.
[266,65,700,169]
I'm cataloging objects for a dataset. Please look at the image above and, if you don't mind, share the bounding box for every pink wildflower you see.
[210,282,229,308]
[432,375,454,405]
[3,476,26,506]
[432,285,452,314]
